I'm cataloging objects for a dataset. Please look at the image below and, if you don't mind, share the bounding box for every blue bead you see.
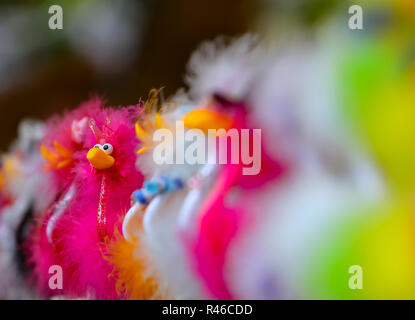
[144,180,160,195]
[133,190,147,205]
[173,178,184,190]
[160,176,169,191]
[165,180,173,192]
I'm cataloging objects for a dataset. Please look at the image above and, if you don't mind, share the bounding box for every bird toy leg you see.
[97,175,108,242]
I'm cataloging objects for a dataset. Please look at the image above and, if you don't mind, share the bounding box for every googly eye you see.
[102,143,113,154]
[94,144,102,149]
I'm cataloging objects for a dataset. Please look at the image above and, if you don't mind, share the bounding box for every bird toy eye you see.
[94,144,102,149]
[102,143,113,155]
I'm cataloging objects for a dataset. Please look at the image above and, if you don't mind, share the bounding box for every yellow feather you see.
[137,147,149,154]
[53,140,73,159]
[56,159,72,169]
[154,112,166,129]
[40,145,58,163]
[108,234,163,300]
[135,122,150,141]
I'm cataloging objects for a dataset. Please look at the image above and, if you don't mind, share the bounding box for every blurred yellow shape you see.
[40,141,73,170]
[183,109,234,133]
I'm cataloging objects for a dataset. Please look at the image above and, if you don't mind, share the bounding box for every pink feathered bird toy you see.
[29,98,143,299]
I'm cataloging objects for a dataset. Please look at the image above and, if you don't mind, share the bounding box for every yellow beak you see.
[87,148,115,170]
